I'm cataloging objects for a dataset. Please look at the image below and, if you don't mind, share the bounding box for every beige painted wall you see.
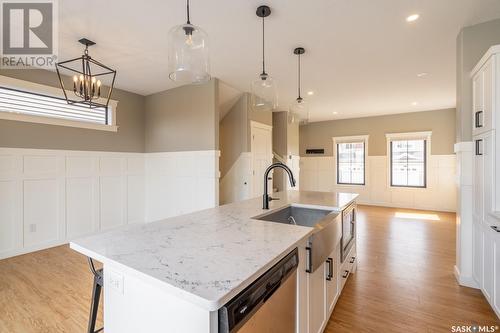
[144,80,219,153]
[220,94,248,178]
[219,93,272,178]
[299,108,455,156]
[0,69,145,152]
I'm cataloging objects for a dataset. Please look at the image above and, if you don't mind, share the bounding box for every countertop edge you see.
[70,228,314,311]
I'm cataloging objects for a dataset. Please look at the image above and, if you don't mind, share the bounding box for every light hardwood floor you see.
[0,205,498,333]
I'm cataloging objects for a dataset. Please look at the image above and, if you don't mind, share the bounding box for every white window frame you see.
[332,135,369,187]
[0,75,118,132]
[385,131,431,189]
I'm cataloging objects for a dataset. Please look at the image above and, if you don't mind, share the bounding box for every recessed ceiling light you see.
[412,102,418,106]
[406,14,419,22]
[417,72,428,77]
[307,91,314,96]
[333,111,338,115]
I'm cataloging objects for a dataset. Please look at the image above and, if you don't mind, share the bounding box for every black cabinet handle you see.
[476,139,483,156]
[342,270,349,279]
[475,110,483,128]
[349,256,356,264]
[491,226,500,233]
[326,258,333,281]
[306,247,312,273]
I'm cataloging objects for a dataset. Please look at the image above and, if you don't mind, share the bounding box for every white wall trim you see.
[0,75,119,131]
[332,134,369,143]
[250,120,272,131]
[332,135,369,188]
[385,131,432,140]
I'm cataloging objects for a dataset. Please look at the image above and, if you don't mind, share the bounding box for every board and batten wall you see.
[299,109,457,212]
[0,70,220,259]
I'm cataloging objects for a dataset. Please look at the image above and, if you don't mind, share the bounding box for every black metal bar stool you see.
[87,258,104,333]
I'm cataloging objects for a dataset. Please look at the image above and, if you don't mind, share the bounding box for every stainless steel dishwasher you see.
[218,248,298,333]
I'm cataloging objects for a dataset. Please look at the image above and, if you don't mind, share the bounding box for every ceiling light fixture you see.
[307,91,314,96]
[168,0,210,84]
[412,101,418,106]
[333,112,338,115]
[251,5,277,112]
[55,38,116,109]
[406,14,419,22]
[289,47,309,125]
[417,72,428,77]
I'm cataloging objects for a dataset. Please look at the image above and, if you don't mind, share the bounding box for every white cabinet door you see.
[482,59,495,133]
[483,131,497,226]
[308,262,326,333]
[325,251,339,315]
[473,135,485,221]
[483,224,494,303]
[473,218,484,287]
[473,70,485,136]
[493,228,500,317]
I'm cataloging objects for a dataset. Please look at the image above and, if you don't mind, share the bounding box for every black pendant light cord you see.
[262,16,266,75]
[298,53,301,99]
[186,0,191,24]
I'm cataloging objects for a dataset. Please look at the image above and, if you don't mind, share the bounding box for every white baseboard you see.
[454,265,479,289]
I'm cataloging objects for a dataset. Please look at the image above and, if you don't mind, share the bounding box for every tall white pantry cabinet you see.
[471,45,500,319]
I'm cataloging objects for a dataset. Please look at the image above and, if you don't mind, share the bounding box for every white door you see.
[251,122,272,198]
[308,262,327,333]
[473,218,484,287]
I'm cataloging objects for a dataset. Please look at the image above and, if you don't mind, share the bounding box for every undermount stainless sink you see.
[254,205,342,273]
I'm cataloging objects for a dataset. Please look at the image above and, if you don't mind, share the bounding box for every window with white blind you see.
[334,136,367,185]
[0,86,109,125]
[386,132,431,188]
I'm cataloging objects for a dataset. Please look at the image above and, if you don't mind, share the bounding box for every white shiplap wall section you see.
[145,151,220,222]
[300,154,457,212]
[219,152,252,205]
[0,148,145,259]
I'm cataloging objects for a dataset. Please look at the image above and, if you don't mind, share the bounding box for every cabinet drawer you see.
[339,245,356,290]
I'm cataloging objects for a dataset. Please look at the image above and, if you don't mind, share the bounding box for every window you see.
[0,86,109,125]
[390,139,426,187]
[337,141,365,185]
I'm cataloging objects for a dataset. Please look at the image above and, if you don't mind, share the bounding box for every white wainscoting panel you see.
[145,151,220,222]
[0,148,145,260]
[300,154,457,212]
[219,152,252,205]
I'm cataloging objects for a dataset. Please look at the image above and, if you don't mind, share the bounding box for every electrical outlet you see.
[107,270,124,295]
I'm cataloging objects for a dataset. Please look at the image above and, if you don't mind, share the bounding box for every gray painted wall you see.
[299,108,456,157]
[456,18,500,142]
[144,80,219,153]
[0,69,145,152]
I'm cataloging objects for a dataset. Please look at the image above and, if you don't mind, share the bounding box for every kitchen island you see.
[71,190,358,333]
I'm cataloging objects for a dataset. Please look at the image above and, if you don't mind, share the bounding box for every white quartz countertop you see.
[70,190,358,311]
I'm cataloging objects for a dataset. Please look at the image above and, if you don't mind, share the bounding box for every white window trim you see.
[385,131,431,189]
[332,135,369,187]
[0,75,119,132]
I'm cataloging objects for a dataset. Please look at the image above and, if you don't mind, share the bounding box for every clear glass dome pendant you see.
[289,47,309,124]
[168,0,210,84]
[251,5,277,112]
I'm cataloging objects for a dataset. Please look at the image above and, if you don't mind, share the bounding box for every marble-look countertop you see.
[70,190,358,311]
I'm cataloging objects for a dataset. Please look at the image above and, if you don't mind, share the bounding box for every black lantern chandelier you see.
[55,38,116,109]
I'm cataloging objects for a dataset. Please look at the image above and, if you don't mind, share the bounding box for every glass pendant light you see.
[168,0,210,84]
[251,5,277,112]
[289,47,309,124]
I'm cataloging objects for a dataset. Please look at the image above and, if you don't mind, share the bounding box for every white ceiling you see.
[57,0,500,122]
